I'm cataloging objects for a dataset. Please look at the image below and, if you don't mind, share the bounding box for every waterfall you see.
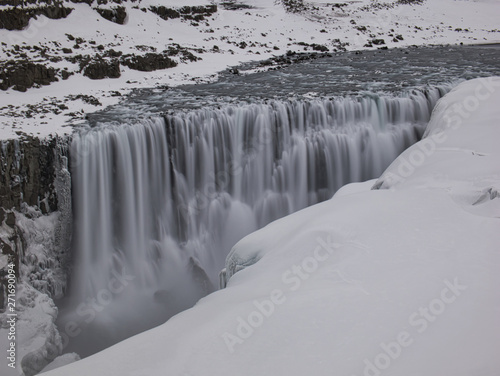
[61,87,448,356]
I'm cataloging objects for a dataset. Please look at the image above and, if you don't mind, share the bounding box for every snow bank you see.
[42,77,500,375]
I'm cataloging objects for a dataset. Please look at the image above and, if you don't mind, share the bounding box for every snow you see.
[1,0,500,139]
[0,282,62,376]
[41,77,500,376]
[39,353,80,374]
[0,208,68,375]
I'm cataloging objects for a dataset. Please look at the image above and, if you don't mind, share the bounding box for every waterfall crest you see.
[64,88,447,355]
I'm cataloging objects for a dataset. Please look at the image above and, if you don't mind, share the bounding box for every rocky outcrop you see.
[0,6,73,30]
[149,5,217,21]
[0,136,60,212]
[121,53,177,72]
[95,6,127,25]
[0,60,58,92]
[0,0,40,5]
[83,58,121,79]
[397,0,424,4]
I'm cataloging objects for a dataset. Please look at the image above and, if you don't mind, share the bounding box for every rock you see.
[121,53,177,72]
[69,94,101,106]
[0,61,58,91]
[83,58,120,79]
[105,49,122,58]
[6,211,16,227]
[0,237,13,255]
[0,137,60,212]
[371,38,386,45]
[220,2,254,10]
[149,5,180,20]
[69,0,93,5]
[149,5,217,21]
[397,0,424,4]
[61,70,72,80]
[310,43,329,52]
[95,6,127,25]
[0,6,73,30]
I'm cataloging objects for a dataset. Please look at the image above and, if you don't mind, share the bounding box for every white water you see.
[62,89,447,356]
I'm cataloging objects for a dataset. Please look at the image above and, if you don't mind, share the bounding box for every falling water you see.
[60,88,448,356]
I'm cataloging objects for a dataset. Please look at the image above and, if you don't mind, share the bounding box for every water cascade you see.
[61,88,448,355]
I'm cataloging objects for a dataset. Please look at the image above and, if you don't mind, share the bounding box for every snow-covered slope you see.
[1,0,500,139]
[42,77,500,376]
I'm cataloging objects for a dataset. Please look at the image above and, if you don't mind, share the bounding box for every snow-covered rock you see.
[42,77,500,376]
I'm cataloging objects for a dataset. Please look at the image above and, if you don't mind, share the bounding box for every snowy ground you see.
[41,77,500,375]
[0,0,500,139]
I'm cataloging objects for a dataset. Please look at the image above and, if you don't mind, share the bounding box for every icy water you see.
[87,44,500,123]
[60,44,500,358]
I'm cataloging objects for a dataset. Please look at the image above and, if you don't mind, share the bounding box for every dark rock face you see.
[0,137,60,213]
[121,53,177,72]
[95,6,127,24]
[0,6,73,30]
[83,58,121,79]
[150,6,180,20]
[397,0,424,4]
[68,0,93,5]
[0,61,58,92]
[220,1,254,10]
